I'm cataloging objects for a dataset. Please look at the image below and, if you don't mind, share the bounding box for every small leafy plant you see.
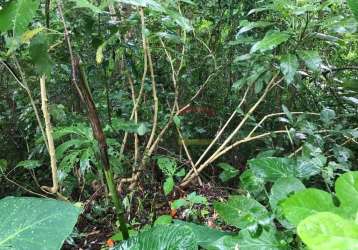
[157,157,185,195]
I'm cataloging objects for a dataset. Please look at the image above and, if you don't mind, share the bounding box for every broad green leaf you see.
[0,197,81,250]
[237,229,287,250]
[248,157,296,182]
[157,157,177,176]
[298,212,358,250]
[320,108,336,124]
[295,155,327,178]
[171,199,188,209]
[335,171,358,213]
[114,225,197,250]
[163,177,174,195]
[186,192,207,205]
[217,163,239,182]
[69,0,103,13]
[269,177,305,210]
[280,188,336,225]
[29,33,52,76]
[174,221,230,249]
[250,30,290,53]
[214,196,270,231]
[205,235,240,250]
[280,54,299,84]
[299,50,322,72]
[16,160,41,170]
[154,215,172,225]
[347,0,358,21]
[0,0,40,35]
[239,169,265,194]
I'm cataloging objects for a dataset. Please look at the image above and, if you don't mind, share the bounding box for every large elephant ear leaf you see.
[335,171,358,213]
[280,188,336,226]
[347,0,358,21]
[297,212,358,250]
[214,195,271,231]
[0,197,81,250]
[115,224,197,250]
[0,0,40,35]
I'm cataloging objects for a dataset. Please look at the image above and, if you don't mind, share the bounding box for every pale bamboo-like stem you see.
[183,86,250,182]
[160,38,202,186]
[182,74,283,184]
[247,112,319,138]
[40,75,59,194]
[180,130,286,187]
[128,75,139,167]
[195,87,250,167]
[120,8,148,157]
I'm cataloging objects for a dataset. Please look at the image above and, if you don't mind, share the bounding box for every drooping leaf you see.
[269,177,305,210]
[29,33,52,76]
[236,20,272,36]
[250,30,290,53]
[248,157,296,182]
[20,27,44,44]
[0,0,40,35]
[114,225,197,250]
[214,196,271,231]
[0,197,81,250]
[16,160,42,170]
[280,54,299,84]
[280,188,337,226]
[96,43,105,64]
[298,212,358,250]
[163,177,174,195]
[299,50,322,72]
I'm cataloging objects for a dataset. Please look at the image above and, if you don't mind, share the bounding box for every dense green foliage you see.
[0,0,357,249]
